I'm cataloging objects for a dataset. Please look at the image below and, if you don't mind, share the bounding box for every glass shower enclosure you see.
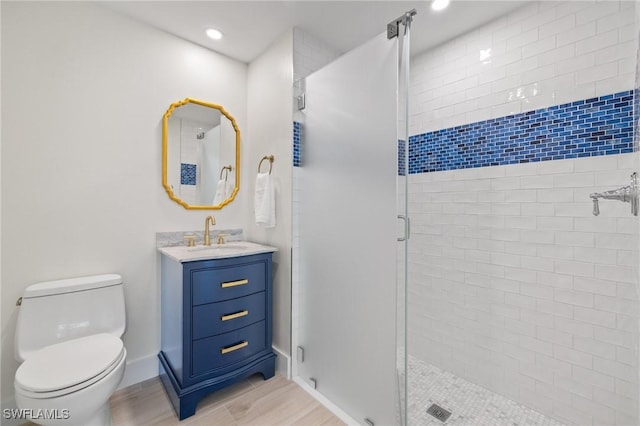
[294,1,640,425]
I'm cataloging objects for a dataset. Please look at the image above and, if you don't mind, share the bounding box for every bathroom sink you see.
[187,243,248,252]
[159,241,278,263]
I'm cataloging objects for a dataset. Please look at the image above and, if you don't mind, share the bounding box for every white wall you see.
[408,1,639,425]
[245,31,294,369]
[1,1,248,407]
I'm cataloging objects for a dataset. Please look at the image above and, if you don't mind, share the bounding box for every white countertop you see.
[158,241,278,263]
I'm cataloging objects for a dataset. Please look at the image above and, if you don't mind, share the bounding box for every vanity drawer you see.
[191,321,267,376]
[192,292,266,339]
[192,262,266,305]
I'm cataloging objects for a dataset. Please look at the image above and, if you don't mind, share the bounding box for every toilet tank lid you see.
[23,274,122,298]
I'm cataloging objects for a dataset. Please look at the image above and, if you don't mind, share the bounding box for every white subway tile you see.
[572,364,615,392]
[537,188,574,202]
[553,172,595,188]
[556,318,594,339]
[575,217,617,233]
[519,174,554,189]
[571,393,617,425]
[573,276,617,296]
[594,358,638,384]
[492,252,522,268]
[540,14,576,39]
[521,203,555,216]
[539,44,576,66]
[522,64,557,84]
[521,308,555,328]
[556,52,595,75]
[555,231,594,247]
[554,289,594,308]
[554,344,593,369]
[504,189,538,202]
[521,282,555,299]
[557,21,596,47]
[521,229,555,244]
[538,216,574,231]
[537,326,573,347]
[573,336,616,360]
[576,2,621,25]
[521,360,555,382]
[537,271,574,289]
[617,283,637,301]
[594,325,633,349]
[595,233,636,250]
[594,294,639,316]
[505,241,537,256]
[573,305,617,328]
[554,372,593,399]
[521,255,555,272]
[505,266,538,283]
[522,37,558,60]
[575,29,619,55]
[505,292,536,310]
[538,299,573,318]
[595,264,636,284]
[615,347,636,367]
[552,402,594,426]
[504,216,537,230]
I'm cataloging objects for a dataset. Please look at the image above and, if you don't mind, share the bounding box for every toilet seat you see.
[15,334,125,399]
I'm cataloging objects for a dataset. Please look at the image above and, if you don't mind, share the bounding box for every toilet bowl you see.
[14,274,127,426]
[15,334,126,426]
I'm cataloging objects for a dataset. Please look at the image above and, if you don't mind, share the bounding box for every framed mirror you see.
[162,98,240,209]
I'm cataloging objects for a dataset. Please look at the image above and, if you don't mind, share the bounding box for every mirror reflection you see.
[162,99,240,209]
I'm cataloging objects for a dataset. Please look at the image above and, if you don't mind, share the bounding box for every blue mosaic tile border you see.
[293,121,301,167]
[409,90,634,174]
[181,163,197,185]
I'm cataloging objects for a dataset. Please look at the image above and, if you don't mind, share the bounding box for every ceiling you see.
[102,1,526,64]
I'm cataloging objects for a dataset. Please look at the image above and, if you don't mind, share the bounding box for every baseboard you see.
[118,353,158,390]
[293,376,360,426]
[272,345,291,379]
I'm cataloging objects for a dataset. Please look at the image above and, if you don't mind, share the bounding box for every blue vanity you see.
[157,242,277,420]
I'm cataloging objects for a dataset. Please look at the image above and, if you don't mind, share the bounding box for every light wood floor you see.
[109,374,345,426]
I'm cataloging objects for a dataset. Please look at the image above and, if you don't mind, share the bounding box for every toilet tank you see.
[15,274,126,362]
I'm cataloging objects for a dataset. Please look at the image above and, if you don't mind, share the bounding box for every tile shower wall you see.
[408,2,639,425]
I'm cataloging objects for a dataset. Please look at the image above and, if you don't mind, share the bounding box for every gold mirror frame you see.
[162,98,240,210]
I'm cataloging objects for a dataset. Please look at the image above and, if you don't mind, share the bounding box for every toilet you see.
[14,274,127,426]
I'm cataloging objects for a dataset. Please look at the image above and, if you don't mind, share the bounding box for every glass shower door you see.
[296,32,400,424]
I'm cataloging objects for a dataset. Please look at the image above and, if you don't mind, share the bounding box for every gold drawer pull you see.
[221,279,249,288]
[220,340,248,354]
[221,310,249,321]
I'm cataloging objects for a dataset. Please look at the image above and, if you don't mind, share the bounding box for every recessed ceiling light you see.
[205,28,223,40]
[431,0,450,11]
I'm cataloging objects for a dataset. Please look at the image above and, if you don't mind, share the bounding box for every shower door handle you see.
[398,215,410,241]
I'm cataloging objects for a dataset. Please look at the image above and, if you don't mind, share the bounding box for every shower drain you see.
[426,404,452,422]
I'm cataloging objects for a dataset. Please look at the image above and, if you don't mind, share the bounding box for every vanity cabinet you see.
[158,251,276,420]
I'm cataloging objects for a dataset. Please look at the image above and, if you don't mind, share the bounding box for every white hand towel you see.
[255,172,276,227]
[212,179,228,205]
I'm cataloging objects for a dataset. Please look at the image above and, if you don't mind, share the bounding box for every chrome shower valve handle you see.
[589,172,639,216]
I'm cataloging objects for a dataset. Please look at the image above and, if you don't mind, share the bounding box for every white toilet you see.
[14,274,127,426]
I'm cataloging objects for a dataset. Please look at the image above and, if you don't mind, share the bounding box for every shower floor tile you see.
[408,356,566,426]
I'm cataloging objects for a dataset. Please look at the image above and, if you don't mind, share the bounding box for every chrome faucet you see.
[204,215,216,245]
[590,172,639,216]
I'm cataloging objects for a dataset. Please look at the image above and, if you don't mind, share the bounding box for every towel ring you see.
[219,165,232,181]
[258,155,274,174]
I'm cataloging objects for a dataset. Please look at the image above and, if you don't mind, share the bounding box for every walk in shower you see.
[293,1,640,425]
